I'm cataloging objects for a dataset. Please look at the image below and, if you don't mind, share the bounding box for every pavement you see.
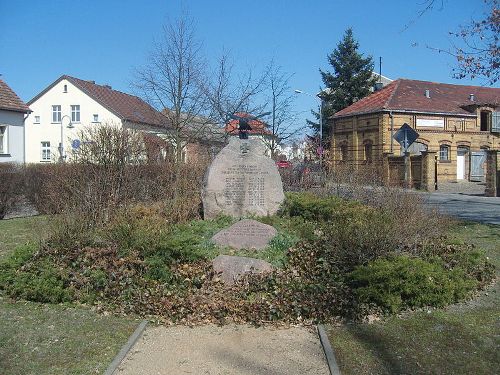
[114,324,330,375]
[424,192,500,225]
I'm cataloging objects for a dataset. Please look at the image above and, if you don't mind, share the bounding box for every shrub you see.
[349,256,478,313]
[281,192,364,222]
[22,126,207,226]
[0,243,72,303]
[417,239,495,286]
[0,163,23,219]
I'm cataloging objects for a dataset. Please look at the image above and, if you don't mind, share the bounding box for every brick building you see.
[329,79,500,184]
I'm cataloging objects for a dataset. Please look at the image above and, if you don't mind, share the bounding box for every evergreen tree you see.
[308,28,377,137]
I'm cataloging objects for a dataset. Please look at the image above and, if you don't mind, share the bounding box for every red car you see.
[276,160,292,168]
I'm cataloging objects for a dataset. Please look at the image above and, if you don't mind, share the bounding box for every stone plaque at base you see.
[211,219,277,250]
[202,137,285,219]
[212,255,273,285]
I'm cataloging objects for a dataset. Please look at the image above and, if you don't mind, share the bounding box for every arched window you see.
[439,144,450,161]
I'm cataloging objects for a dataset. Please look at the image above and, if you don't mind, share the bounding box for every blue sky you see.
[0,0,495,133]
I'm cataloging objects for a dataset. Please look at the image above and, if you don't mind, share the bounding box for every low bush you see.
[1,192,493,325]
[281,192,364,222]
[349,256,478,313]
[0,243,72,303]
[0,163,23,219]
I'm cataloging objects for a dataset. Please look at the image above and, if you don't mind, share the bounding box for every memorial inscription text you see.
[221,165,268,206]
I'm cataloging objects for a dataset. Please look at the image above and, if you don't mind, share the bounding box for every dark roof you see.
[225,112,272,136]
[0,79,30,113]
[333,79,500,118]
[28,75,163,126]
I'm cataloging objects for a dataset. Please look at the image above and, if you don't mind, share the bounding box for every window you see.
[407,141,428,155]
[71,105,80,122]
[34,116,40,123]
[52,105,61,123]
[63,84,68,93]
[41,141,51,161]
[480,111,491,131]
[363,141,373,163]
[439,145,450,161]
[0,126,7,154]
[93,114,99,122]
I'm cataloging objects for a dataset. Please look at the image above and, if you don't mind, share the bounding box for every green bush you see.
[349,256,478,313]
[0,244,72,303]
[144,255,175,282]
[281,192,364,222]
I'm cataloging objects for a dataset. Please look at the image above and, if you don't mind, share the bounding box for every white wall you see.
[0,109,25,163]
[25,78,122,163]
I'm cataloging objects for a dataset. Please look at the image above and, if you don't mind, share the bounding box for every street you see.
[424,193,500,225]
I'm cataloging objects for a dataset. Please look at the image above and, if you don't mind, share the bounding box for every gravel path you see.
[115,324,330,375]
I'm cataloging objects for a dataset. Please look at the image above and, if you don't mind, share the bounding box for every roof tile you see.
[225,112,272,135]
[0,79,30,113]
[334,79,500,118]
[63,76,163,126]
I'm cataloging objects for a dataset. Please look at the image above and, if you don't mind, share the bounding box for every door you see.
[470,151,487,182]
[457,148,467,180]
[457,154,465,180]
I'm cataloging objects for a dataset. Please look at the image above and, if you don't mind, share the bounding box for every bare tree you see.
[260,62,304,159]
[135,17,271,162]
[409,0,499,85]
[448,0,499,84]
[203,52,269,127]
[134,16,211,163]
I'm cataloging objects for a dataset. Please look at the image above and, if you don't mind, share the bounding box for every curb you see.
[317,324,341,375]
[104,319,148,375]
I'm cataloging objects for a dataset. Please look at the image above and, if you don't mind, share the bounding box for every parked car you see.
[276,160,292,168]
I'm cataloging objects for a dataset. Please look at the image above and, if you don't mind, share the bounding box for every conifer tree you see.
[309,28,377,137]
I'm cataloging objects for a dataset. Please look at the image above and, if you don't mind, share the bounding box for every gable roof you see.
[28,75,163,126]
[333,79,500,118]
[225,112,272,136]
[0,79,30,113]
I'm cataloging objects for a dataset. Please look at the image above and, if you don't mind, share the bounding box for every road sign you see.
[393,123,419,152]
[71,139,81,149]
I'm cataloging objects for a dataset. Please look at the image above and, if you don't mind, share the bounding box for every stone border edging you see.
[317,324,341,375]
[104,319,148,375]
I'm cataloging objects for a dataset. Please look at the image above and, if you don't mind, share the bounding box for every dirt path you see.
[115,324,330,375]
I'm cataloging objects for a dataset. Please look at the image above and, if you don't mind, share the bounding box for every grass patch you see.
[327,221,500,375]
[0,216,47,260]
[0,298,138,375]
[0,216,138,375]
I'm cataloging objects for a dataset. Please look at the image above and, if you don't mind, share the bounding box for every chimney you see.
[425,89,430,98]
[88,80,95,84]
[104,84,112,89]
[469,93,475,101]
[374,82,384,91]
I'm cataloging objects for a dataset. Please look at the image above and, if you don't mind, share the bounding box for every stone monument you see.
[212,255,273,285]
[211,219,277,250]
[202,137,285,219]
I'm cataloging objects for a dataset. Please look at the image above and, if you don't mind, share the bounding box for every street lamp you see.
[58,115,73,162]
[294,89,325,169]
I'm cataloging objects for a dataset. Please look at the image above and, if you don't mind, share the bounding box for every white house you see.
[0,79,31,163]
[25,75,163,163]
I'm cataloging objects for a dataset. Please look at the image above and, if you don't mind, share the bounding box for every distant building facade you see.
[330,79,500,182]
[25,75,163,163]
[0,79,30,163]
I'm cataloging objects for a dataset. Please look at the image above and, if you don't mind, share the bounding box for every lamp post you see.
[294,89,325,169]
[58,115,73,162]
